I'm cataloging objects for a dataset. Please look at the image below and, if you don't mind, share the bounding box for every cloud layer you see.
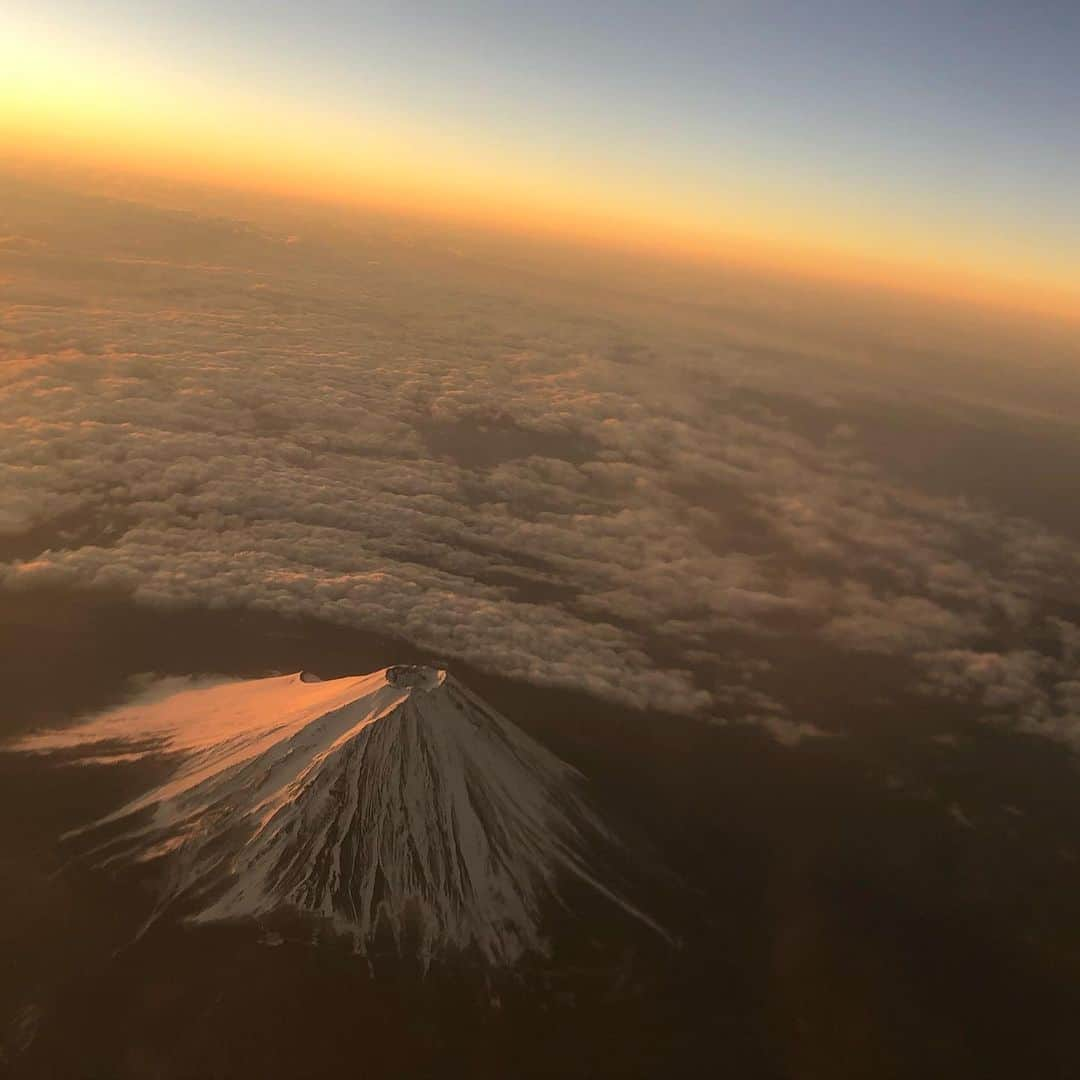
[3,182,1079,734]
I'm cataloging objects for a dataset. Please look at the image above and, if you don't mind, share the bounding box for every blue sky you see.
[7,1,1079,295]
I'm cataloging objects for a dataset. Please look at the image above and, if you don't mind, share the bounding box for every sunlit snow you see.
[15,666,662,964]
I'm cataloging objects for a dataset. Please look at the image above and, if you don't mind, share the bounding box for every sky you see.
[1,1,1078,316]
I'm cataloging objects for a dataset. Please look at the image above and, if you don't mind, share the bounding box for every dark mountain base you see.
[5,589,1080,1078]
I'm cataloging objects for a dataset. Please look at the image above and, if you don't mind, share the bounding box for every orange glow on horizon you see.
[2,62,1077,329]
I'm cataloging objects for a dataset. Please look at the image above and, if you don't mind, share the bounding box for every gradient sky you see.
[2,1,1078,315]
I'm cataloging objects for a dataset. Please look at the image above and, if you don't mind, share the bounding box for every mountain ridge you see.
[18,664,665,966]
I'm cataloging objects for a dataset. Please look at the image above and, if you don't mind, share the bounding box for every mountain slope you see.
[18,665,662,965]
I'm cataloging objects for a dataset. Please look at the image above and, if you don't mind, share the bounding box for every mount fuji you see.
[17,665,664,966]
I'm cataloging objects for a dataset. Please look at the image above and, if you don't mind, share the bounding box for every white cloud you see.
[2,184,1079,738]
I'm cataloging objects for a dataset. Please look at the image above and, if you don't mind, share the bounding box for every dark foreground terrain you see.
[4,588,1080,1079]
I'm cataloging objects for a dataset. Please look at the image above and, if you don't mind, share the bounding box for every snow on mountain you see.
[14,665,663,965]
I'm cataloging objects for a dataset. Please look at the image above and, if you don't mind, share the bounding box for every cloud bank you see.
[2,182,1078,736]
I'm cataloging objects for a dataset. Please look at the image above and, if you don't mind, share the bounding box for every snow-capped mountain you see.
[18,665,663,965]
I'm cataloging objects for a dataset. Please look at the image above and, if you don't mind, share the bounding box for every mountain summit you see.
[31,665,662,965]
